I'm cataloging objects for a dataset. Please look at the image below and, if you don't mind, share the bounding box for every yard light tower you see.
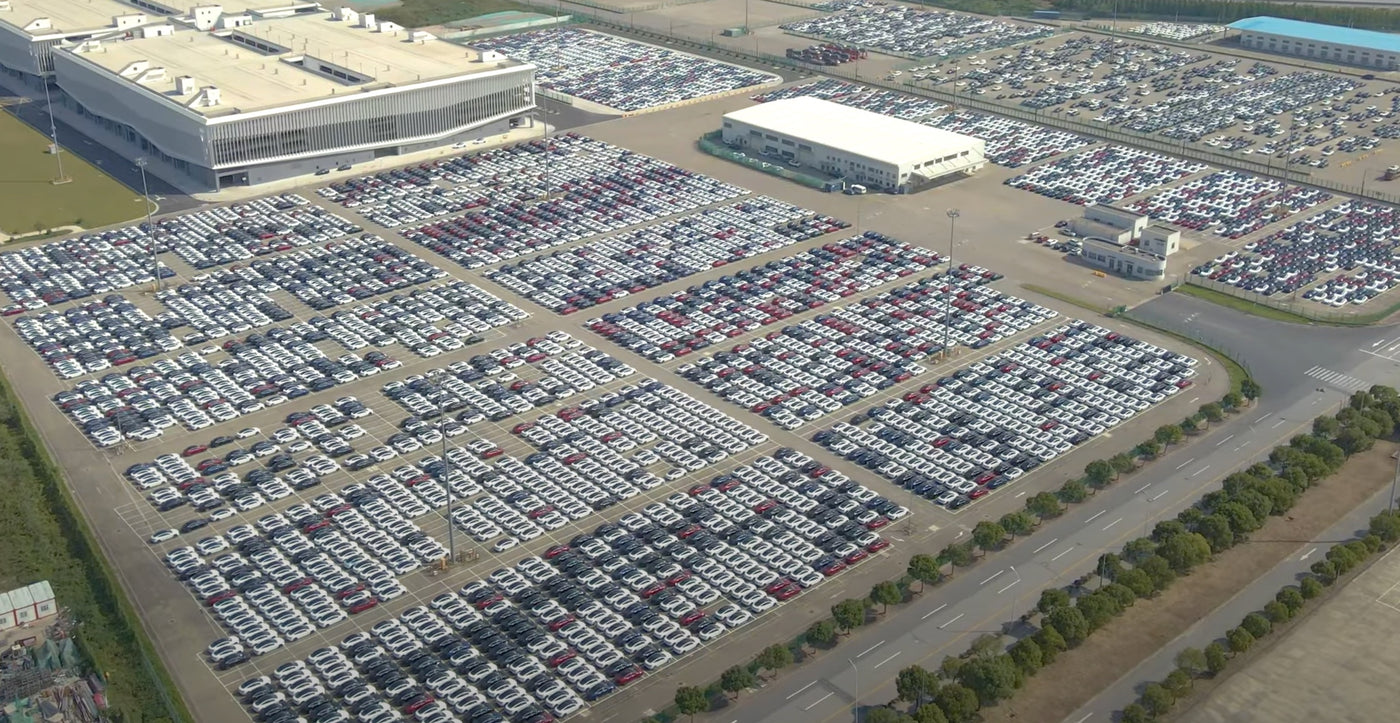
[135,158,159,292]
[943,208,960,360]
[429,369,457,565]
[42,80,69,185]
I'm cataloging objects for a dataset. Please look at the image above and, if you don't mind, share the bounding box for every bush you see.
[1300,577,1324,599]
[807,619,837,647]
[1205,642,1229,675]
[1227,626,1255,654]
[1241,612,1272,638]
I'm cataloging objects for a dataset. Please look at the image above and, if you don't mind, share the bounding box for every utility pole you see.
[42,79,69,185]
[136,158,159,292]
[943,208,960,360]
[429,369,456,565]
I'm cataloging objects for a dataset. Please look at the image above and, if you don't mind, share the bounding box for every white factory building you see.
[721,96,985,193]
[0,2,536,191]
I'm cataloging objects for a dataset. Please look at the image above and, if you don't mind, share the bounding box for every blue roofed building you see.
[1229,16,1400,70]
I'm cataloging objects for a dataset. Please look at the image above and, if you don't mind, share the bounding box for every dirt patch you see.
[981,440,1399,723]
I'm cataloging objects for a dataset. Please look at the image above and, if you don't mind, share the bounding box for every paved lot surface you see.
[1179,501,1400,723]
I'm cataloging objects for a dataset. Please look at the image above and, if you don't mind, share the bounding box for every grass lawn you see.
[0,111,139,236]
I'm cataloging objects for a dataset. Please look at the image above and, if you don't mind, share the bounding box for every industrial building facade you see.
[1,2,536,190]
[1230,16,1400,70]
[721,96,985,193]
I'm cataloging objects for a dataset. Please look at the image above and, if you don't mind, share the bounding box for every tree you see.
[957,655,1023,705]
[972,520,1007,552]
[1029,490,1066,517]
[1097,552,1124,581]
[807,619,837,647]
[933,684,979,723]
[1197,514,1236,553]
[1135,438,1162,459]
[864,708,915,723]
[1008,637,1043,675]
[1337,426,1375,455]
[1200,402,1225,423]
[969,634,1002,660]
[1300,576,1324,599]
[1122,537,1157,565]
[833,599,867,632]
[1218,501,1261,535]
[871,581,902,614]
[1110,452,1138,475]
[1141,682,1176,718]
[1057,480,1088,505]
[999,511,1036,538]
[1037,588,1071,614]
[1370,511,1400,542]
[1310,559,1338,585]
[896,665,939,706]
[1240,379,1261,401]
[908,554,943,593]
[939,655,964,682]
[938,542,975,572]
[1117,568,1155,598]
[1181,415,1199,434]
[1226,626,1254,654]
[720,665,756,698]
[675,686,708,721]
[1176,647,1207,677]
[1313,414,1341,438]
[1165,668,1194,697]
[1034,623,1067,663]
[1120,703,1150,723]
[1046,606,1090,647]
[1075,592,1122,631]
[1159,532,1213,573]
[1139,555,1177,591]
[1205,641,1229,674]
[1276,587,1305,614]
[915,704,948,723]
[1264,601,1291,625]
[1102,582,1137,609]
[755,643,793,677]
[1155,423,1184,446]
[1085,459,1115,487]
[1153,519,1188,542]
[1241,612,1272,639]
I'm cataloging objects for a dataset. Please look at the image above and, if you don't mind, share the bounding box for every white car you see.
[148,528,180,544]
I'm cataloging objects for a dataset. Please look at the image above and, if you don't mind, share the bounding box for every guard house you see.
[1081,237,1168,280]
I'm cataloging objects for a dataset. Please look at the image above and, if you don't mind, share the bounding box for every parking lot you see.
[0,79,1229,723]
[468,29,781,113]
[779,5,1051,60]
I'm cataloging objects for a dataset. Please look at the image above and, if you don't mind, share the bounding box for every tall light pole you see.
[429,369,456,565]
[943,209,960,360]
[1389,449,1399,513]
[41,79,69,185]
[135,158,159,292]
[847,657,861,723]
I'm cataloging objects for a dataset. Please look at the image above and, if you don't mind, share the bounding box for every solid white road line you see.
[788,681,817,700]
[857,640,886,658]
[980,570,1005,585]
[937,612,965,630]
[921,603,948,620]
[1086,510,1106,524]
[873,650,903,668]
[1033,538,1059,554]
[804,692,834,710]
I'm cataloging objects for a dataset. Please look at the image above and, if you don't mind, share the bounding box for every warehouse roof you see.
[64,13,518,117]
[0,0,316,38]
[1229,16,1400,55]
[724,96,981,167]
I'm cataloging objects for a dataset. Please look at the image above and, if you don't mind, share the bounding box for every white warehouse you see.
[721,96,985,193]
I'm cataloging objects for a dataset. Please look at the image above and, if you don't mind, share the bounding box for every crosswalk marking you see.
[1304,365,1371,392]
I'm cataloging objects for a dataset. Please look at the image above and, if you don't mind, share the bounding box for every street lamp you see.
[428,369,457,565]
[848,657,861,723]
[943,209,960,360]
[135,158,159,292]
[41,78,69,185]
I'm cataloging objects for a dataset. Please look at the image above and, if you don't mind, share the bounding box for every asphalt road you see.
[735,294,1400,723]
[1065,476,1400,723]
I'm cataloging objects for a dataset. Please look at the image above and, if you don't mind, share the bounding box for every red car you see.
[181,444,208,457]
[348,599,379,614]
[402,696,435,714]
[544,544,570,559]
[866,539,891,553]
[547,615,576,631]
[547,650,577,667]
[773,583,802,601]
[679,610,706,626]
[614,667,644,685]
[844,550,870,565]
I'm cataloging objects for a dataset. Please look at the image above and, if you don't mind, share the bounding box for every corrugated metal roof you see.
[1229,16,1400,54]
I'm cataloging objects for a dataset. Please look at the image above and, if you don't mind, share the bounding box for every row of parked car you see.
[1124,170,1333,239]
[813,319,1196,510]
[471,29,780,112]
[14,294,182,379]
[585,232,944,364]
[1191,199,1400,305]
[301,280,528,359]
[486,197,848,314]
[781,6,1050,60]
[678,272,1059,430]
[1005,144,1209,206]
[231,447,898,723]
[752,79,947,121]
[396,135,752,271]
[924,111,1092,168]
[1128,22,1223,41]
